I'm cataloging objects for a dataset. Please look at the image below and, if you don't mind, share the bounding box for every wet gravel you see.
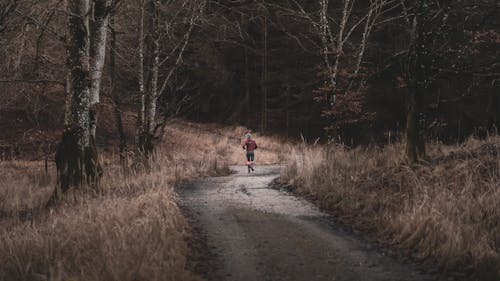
[179,165,435,281]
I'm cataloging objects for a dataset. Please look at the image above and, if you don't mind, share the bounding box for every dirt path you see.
[179,165,434,281]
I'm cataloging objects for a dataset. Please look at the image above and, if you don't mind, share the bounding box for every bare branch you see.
[0,79,65,86]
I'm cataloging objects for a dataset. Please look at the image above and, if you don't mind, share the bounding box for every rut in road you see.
[180,165,434,281]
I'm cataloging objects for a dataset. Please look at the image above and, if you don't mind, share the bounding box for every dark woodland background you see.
[1,0,499,159]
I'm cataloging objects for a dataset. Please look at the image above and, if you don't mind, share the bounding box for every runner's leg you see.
[246,153,251,173]
[250,152,255,171]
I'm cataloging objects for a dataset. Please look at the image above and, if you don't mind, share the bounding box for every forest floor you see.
[180,165,434,281]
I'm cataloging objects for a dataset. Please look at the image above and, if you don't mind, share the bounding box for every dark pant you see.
[246,152,255,162]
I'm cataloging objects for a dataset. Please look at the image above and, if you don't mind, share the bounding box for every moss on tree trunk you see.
[55,0,103,195]
[55,128,102,193]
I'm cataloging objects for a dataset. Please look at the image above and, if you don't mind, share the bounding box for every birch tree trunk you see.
[147,0,160,136]
[318,0,351,104]
[319,0,335,89]
[134,0,202,160]
[330,0,350,103]
[56,0,101,192]
[138,0,160,157]
[136,0,146,152]
[89,0,112,139]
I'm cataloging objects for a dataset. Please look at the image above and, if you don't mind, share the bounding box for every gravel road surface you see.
[179,165,434,281]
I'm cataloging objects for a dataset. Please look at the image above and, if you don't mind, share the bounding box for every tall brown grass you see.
[281,136,500,280]
[0,121,271,281]
[0,120,287,281]
[0,158,212,280]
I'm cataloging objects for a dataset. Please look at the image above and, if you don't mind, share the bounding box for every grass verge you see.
[281,136,500,280]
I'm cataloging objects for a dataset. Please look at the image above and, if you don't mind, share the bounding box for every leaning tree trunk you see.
[56,0,101,192]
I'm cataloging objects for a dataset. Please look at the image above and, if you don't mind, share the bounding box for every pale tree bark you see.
[319,0,335,89]
[138,0,161,157]
[136,0,204,158]
[54,0,118,195]
[318,0,351,104]
[291,0,389,104]
[147,0,161,136]
[89,0,114,138]
[354,2,376,76]
[136,0,146,150]
[56,0,102,193]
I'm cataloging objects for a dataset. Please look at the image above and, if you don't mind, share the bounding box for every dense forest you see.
[1,0,498,154]
[0,1,499,280]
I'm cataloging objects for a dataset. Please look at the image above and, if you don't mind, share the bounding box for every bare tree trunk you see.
[294,0,389,108]
[136,0,146,153]
[318,0,351,105]
[319,0,335,89]
[260,7,268,133]
[244,47,250,125]
[405,0,427,163]
[89,0,112,138]
[405,85,426,163]
[406,86,418,163]
[56,0,101,193]
[133,0,202,160]
[139,0,160,157]
[330,0,350,98]
[285,84,290,140]
[110,16,127,165]
[148,0,161,135]
[494,90,499,133]
[354,2,375,76]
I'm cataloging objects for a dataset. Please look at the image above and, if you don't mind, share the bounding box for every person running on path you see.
[242,133,258,173]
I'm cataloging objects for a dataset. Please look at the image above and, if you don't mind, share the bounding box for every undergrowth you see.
[0,121,282,281]
[281,136,500,280]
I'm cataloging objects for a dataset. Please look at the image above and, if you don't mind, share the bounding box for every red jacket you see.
[242,139,258,152]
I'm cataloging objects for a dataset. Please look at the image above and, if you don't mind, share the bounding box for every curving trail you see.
[180,165,434,281]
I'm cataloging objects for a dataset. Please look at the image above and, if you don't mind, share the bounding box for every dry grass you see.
[165,120,288,166]
[281,136,500,280]
[0,120,284,281]
[0,157,211,281]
